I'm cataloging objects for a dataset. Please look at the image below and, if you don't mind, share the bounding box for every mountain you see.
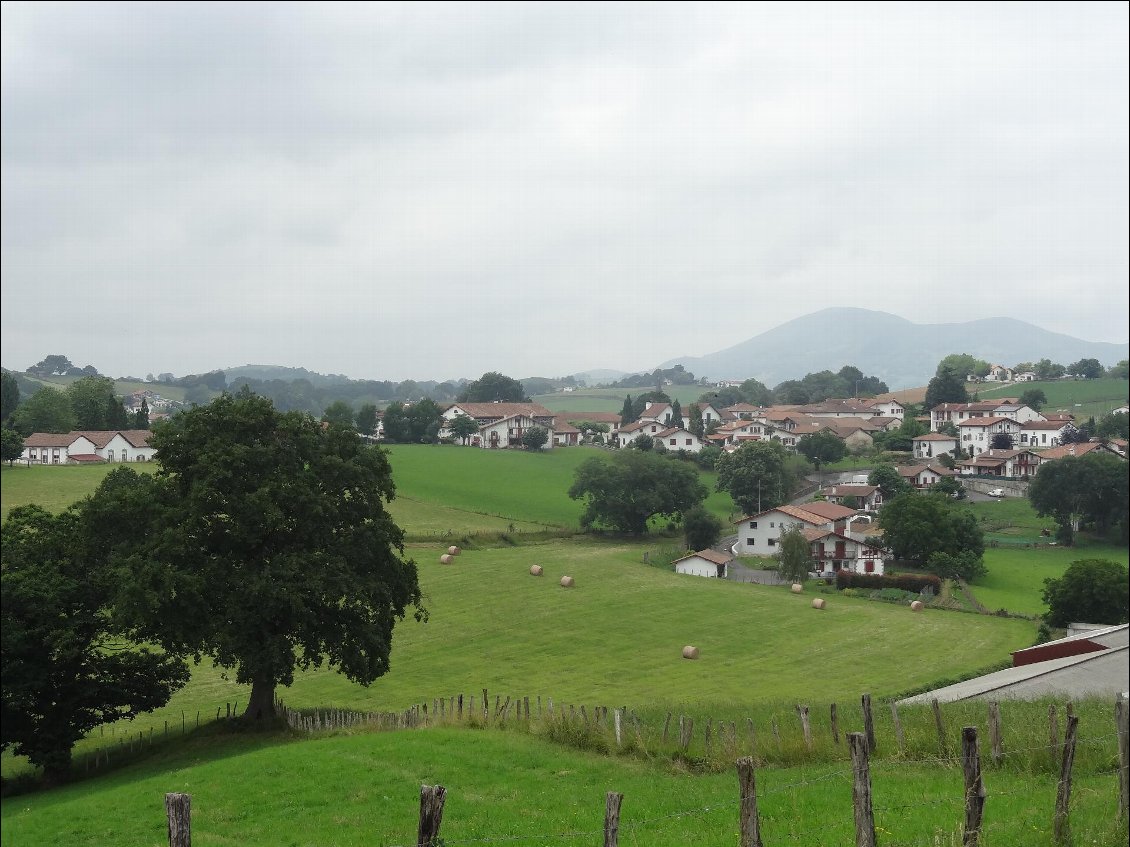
[659,308,1129,390]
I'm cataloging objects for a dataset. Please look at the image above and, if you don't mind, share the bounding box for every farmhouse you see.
[439,403,557,449]
[653,426,704,453]
[930,401,1043,432]
[673,548,733,578]
[957,416,1023,456]
[912,432,959,461]
[21,430,156,464]
[804,527,887,577]
[819,484,883,512]
[955,448,1042,479]
[1017,419,1076,448]
[896,463,953,488]
[735,502,858,555]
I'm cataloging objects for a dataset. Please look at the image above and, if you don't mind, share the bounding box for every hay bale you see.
[811,598,826,610]
[439,554,453,565]
[790,583,804,594]
[910,600,924,612]
[530,564,543,576]
[559,575,574,588]
[682,645,700,660]
[447,545,461,556]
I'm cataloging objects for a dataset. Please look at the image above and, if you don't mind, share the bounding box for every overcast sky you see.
[2,2,1127,383]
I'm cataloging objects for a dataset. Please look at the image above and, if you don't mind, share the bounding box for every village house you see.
[957,416,1023,456]
[1035,441,1125,462]
[673,548,733,578]
[735,502,858,555]
[654,426,705,453]
[804,526,887,577]
[819,484,883,512]
[912,432,960,460]
[930,401,1043,431]
[21,430,156,464]
[897,463,954,489]
[956,448,1043,479]
[1018,419,1076,448]
[439,402,557,449]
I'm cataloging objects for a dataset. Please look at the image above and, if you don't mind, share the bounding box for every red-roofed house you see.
[21,430,156,464]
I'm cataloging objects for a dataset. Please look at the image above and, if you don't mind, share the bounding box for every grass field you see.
[976,376,1128,421]
[532,384,714,414]
[3,702,1124,846]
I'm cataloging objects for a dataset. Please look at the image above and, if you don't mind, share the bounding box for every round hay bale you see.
[447,545,461,556]
[910,600,924,612]
[790,583,804,594]
[439,553,453,565]
[682,645,700,660]
[811,598,826,610]
[530,564,543,576]
[559,575,574,588]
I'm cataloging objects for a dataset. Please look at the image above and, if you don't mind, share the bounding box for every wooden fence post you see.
[614,709,622,748]
[962,726,986,847]
[165,792,191,847]
[932,698,947,757]
[987,702,1003,766]
[861,693,876,753]
[603,791,623,847]
[737,756,763,847]
[662,712,672,744]
[849,732,876,847]
[797,705,812,750]
[1053,714,1079,845]
[830,703,840,745]
[890,701,905,757]
[417,784,447,847]
[1048,704,1060,765]
[1117,694,1129,821]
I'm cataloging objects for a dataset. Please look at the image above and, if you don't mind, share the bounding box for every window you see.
[749,521,757,529]
[768,538,777,547]
[686,438,692,445]
[746,538,755,546]
[770,522,775,528]
[669,438,676,446]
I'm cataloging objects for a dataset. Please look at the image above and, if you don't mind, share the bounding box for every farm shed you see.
[673,549,733,579]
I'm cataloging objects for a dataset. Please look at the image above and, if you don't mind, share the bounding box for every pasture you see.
[532,384,712,414]
[977,376,1128,421]
[3,700,1125,846]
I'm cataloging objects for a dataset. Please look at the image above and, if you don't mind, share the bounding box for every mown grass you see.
[3,700,1125,847]
[531,384,712,414]
[975,376,1128,421]
[2,535,1037,781]
[1,462,159,518]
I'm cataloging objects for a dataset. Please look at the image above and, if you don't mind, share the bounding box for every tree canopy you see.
[878,492,985,571]
[11,387,75,435]
[715,441,793,516]
[457,372,529,403]
[1028,453,1129,544]
[569,450,707,535]
[521,425,549,450]
[925,365,969,409]
[1041,559,1129,628]
[1,504,189,781]
[93,390,426,720]
[796,430,847,470]
[682,505,724,551]
[1,372,19,422]
[776,525,813,583]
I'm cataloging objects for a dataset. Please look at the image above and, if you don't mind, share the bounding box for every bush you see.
[836,571,942,594]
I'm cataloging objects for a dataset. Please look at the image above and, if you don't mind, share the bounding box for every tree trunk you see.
[244,677,277,721]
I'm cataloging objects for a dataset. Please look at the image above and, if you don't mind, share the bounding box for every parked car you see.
[987,488,1004,498]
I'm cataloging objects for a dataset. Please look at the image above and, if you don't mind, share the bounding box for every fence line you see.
[159,713,1123,847]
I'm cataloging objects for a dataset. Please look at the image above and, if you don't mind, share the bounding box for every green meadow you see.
[532,384,713,414]
[2,444,1126,846]
[977,376,1128,420]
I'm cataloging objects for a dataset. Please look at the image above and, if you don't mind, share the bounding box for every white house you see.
[735,502,858,556]
[956,448,1043,479]
[897,463,954,489]
[654,427,704,453]
[1018,420,1076,449]
[673,548,732,578]
[912,432,960,461]
[805,528,887,577]
[439,402,557,448]
[20,430,156,464]
[983,364,1014,382]
[930,402,1043,432]
[819,484,883,512]
[957,417,1023,456]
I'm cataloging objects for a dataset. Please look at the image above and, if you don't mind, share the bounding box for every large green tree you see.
[878,492,985,568]
[1,371,19,422]
[322,400,356,428]
[457,372,529,403]
[1067,358,1103,379]
[355,403,379,436]
[95,390,426,720]
[1028,453,1129,543]
[1,504,189,782]
[797,430,847,470]
[868,464,912,501]
[924,365,970,409]
[715,441,793,516]
[620,395,636,426]
[682,505,724,551]
[1,426,25,463]
[67,376,117,430]
[448,412,479,444]
[1019,389,1048,412]
[11,387,75,435]
[521,425,549,451]
[1041,559,1129,628]
[569,450,707,535]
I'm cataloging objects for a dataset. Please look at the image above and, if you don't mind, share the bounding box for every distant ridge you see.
[660,308,1129,390]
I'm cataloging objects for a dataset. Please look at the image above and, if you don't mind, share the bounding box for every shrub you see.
[836,571,942,594]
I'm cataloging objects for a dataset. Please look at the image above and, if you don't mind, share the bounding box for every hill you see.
[660,308,1129,389]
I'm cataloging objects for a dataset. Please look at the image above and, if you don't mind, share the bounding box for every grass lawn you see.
[976,376,1128,421]
[2,534,1036,781]
[971,543,1129,616]
[531,384,712,414]
[3,708,1124,847]
[1,462,159,519]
